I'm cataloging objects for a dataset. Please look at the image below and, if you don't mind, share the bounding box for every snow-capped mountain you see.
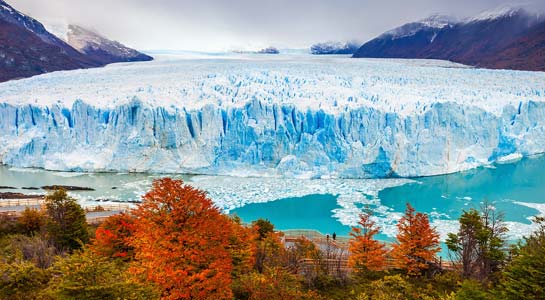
[352,15,456,59]
[45,23,152,65]
[310,41,360,55]
[353,5,545,71]
[380,14,456,40]
[0,0,99,82]
[465,4,529,23]
[0,0,152,82]
[1,56,544,178]
[1,1,74,50]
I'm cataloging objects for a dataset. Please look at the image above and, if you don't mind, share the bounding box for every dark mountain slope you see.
[353,6,545,71]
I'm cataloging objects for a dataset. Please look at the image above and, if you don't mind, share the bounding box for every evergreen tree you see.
[44,189,89,252]
[446,202,507,283]
[252,218,275,240]
[495,217,545,299]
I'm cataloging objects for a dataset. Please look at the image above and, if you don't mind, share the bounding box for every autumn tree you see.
[91,213,136,261]
[391,204,440,276]
[129,178,234,300]
[44,189,89,252]
[446,203,507,283]
[348,208,388,272]
[16,208,47,236]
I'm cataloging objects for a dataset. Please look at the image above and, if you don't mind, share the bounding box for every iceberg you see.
[1,55,545,178]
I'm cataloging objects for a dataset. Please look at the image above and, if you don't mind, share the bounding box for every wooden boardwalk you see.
[0,198,44,207]
[281,229,456,274]
[0,198,132,224]
[283,229,350,249]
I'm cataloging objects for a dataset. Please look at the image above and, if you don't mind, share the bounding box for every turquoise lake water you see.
[2,154,545,247]
[232,155,545,244]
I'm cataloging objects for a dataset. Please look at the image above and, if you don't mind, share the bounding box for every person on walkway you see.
[332,232,337,240]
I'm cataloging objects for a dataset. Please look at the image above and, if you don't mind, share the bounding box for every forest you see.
[1,178,544,300]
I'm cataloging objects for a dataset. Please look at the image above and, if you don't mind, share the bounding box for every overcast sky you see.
[9,0,545,51]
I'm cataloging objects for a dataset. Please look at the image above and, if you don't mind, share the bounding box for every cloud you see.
[8,0,544,51]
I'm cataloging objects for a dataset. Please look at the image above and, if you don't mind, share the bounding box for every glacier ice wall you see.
[1,56,545,178]
[2,98,545,178]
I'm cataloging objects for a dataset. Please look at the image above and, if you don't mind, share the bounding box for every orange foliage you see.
[391,204,440,275]
[128,178,234,300]
[348,209,388,271]
[91,213,136,260]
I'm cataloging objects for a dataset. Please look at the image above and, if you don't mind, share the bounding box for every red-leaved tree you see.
[391,203,440,276]
[129,178,234,300]
[91,213,136,260]
[348,208,388,272]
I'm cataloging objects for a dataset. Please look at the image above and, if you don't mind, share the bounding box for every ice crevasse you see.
[0,56,545,179]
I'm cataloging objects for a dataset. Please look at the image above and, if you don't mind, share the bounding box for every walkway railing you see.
[0,198,44,207]
[0,200,132,225]
[282,229,457,273]
[84,204,133,213]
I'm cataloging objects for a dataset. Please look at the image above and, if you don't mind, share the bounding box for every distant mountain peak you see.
[310,41,360,55]
[0,0,151,82]
[353,3,545,72]
[465,4,530,23]
[0,0,60,45]
[43,21,152,64]
[381,14,456,40]
[0,0,100,82]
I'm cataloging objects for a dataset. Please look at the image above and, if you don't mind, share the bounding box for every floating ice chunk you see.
[497,153,523,164]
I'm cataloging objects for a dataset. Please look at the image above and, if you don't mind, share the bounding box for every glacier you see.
[1,54,545,178]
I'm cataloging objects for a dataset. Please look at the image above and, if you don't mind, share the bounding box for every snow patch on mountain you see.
[382,14,456,40]
[466,4,527,23]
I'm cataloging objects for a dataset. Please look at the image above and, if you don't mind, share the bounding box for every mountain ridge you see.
[47,23,153,65]
[353,5,545,71]
[0,0,152,82]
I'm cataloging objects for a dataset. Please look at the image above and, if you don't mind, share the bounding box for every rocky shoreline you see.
[0,192,44,199]
[0,185,95,199]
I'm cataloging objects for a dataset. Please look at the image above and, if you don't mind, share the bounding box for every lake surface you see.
[2,154,545,245]
[232,155,545,243]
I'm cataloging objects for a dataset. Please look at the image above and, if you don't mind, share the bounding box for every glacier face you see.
[1,55,545,178]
